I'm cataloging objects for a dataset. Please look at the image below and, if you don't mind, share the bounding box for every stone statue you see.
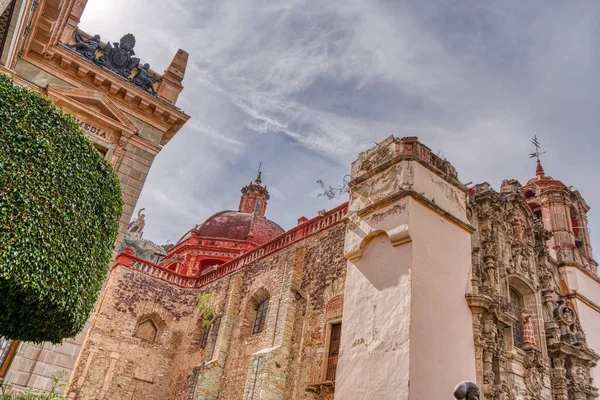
[522,308,536,348]
[513,214,525,245]
[70,33,102,60]
[454,381,480,400]
[127,208,146,238]
[133,63,158,94]
[69,32,158,96]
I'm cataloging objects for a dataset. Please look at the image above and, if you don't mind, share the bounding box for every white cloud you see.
[80,0,600,254]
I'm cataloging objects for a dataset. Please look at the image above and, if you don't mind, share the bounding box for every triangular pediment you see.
[46,85,138,135]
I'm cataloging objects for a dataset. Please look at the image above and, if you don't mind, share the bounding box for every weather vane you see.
[529,135,546,161]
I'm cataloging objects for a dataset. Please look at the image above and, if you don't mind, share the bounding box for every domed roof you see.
[178,210,285,245]
[524,160,566,189]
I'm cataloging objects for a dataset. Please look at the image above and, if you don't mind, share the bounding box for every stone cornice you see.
[565,292,600,314]
[357,189,475,234]
[559,263,600,285]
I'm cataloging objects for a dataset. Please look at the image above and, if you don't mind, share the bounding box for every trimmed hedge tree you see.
[0,74,122,343]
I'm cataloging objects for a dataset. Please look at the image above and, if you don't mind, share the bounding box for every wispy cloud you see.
[81,0,600,256]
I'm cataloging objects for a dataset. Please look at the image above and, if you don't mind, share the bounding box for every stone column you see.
[334,136,476,400]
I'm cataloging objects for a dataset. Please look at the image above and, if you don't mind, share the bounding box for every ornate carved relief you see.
[467,183,599,400]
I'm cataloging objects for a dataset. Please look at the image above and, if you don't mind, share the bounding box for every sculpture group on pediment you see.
[69,33,159,96]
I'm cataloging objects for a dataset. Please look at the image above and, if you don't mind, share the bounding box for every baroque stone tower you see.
[335,136,476,399]
[238,172,270,217]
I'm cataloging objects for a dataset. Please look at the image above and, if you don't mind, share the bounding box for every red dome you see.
[190,210,284,245]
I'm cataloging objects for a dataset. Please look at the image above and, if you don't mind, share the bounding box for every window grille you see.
[326,323,342,382]
[253,299,269,334]
[510,288,524,349]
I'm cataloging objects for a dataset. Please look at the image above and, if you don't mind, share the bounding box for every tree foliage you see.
[0,74,122,343]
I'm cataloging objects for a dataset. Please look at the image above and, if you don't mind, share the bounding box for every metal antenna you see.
[529,135,546,161]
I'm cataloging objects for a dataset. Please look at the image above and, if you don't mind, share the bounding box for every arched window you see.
[253,298,269,334]
[254,198,261,213]
[570,207,584,248]
[135,319,158,342]
[510,288,524,349]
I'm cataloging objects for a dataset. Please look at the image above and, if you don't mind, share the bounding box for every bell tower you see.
[238,171,270,217]
[522,160,596,273]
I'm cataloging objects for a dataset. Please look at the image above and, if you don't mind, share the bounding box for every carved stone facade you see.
[467,174,599,400]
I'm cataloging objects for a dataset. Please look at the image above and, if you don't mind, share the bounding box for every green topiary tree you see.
[0,74,122,343]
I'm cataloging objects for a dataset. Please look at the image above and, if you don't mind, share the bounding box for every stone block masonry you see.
[66,212,347,399]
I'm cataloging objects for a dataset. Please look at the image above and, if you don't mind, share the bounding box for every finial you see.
[529,135,546,177]
[535,159,545,177]
[255,162,262,184]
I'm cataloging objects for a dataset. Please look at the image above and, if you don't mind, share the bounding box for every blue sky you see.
[81,1,599,255]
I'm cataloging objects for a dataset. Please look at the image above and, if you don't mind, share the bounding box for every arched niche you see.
[134,312,167,343]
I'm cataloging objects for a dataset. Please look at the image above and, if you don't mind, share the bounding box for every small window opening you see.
[253,299,269,334]
[254,198,261,213]
[326,323,342,382]
[510,288,524,349]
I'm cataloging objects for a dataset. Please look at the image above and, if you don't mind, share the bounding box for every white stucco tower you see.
[335,136,476,399]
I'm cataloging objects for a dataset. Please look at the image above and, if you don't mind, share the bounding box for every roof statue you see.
[127,208,146,238]
[69,33,159,95]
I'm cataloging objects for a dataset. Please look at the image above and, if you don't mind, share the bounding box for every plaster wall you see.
[575,302,600,385]
[561,267,600,307]
[560,267,600,384]
[335,198,413,400]
[408,199,476,397]
[411,160,467,223]
[335,231,412,400]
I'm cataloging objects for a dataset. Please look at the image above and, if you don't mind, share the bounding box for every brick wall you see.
[66,218,347,399]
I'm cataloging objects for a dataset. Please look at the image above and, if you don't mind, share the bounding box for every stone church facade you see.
[0,0,189,393]
[64,136,600,400]
[1,1,599,399]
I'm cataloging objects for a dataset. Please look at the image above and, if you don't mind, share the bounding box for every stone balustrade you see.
[115,202,348,288]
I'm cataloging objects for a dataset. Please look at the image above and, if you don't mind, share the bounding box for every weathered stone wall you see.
[67,266,216,400]
[65,220,346,400]
[210,223,347,400]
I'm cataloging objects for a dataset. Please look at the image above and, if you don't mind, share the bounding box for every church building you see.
[64,137,600,400]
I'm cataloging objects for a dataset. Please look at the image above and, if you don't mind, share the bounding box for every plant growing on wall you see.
[0,74,122,343]
[197,292,215,327]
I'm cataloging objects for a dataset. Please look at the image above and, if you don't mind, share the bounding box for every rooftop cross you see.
[529,135,547,177]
